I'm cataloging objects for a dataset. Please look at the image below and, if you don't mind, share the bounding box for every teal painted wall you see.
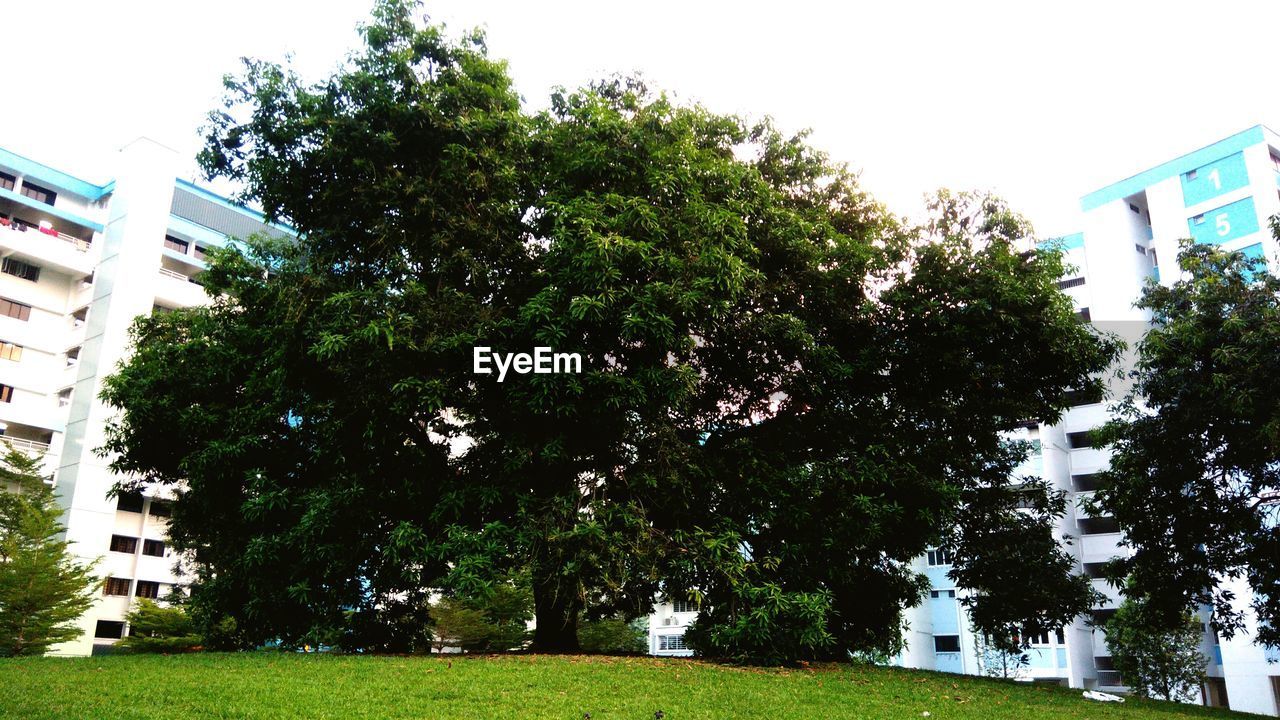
[1187,197,1259,245]
[1180,152,1250,207]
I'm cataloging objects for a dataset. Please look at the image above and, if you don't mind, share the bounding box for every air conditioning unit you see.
[662,616,677,627]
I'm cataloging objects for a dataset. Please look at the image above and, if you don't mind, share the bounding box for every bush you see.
[118,599,201,653]
[429,598,496,653]
[684,584,834,665]
[578,618,646,654]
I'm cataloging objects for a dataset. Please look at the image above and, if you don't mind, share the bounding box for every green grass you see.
[0,652,1252,720]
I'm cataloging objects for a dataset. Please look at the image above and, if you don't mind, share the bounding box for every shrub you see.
[118,599,201,653]
[578,618,646,654]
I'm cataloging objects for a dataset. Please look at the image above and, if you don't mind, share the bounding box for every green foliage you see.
[429,598,496,653]
[578,618,646,654]
[101,0,1120,662]
[972,632,1029,680]
[118,599,201,654]
[0,451,99,657]
[1094,234,1280,648]
[1105,598,1207,702]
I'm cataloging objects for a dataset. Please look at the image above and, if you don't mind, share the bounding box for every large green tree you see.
[102,0,1118,658]
[0,451,99,656]
[1095,235,1280,649]
[1105,596,1207,702]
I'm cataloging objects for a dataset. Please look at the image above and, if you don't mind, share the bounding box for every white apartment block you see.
[896,124,1280,716]
[0,137,283,657]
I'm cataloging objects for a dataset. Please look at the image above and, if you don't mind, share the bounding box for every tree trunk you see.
[531,562,581,653]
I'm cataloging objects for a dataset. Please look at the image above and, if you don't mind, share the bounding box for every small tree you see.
[429,597,495,654]
[118,599,201,653]
[973,632,1029,680]
[1105,598,1207,702]
[578,618,647,654]
[0,450,99,656]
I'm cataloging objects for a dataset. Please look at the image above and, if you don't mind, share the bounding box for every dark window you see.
[1055,628,1065,645]
[1271,152,1280,172]
[934,635,961,652]
[926,547,953,566]
[193,245,208,261]
[1134,244,1147,254]
[19,181,55,205]
[116,492,145,513]
[1075,307,1092,323]
[1056,277,1086,289]
[1024,630,1051,645]
[1079,516,1121,535]
[0,384,13,403]
[1091,609,1118,627]
[0,341,22,362]
[135,581,160,599]
[1,257,40,282]
[0,298,31,321]
[1072,473,1099,491]
[163,236,189,253]
[1094,655,1115,670]
[148,501,171,518]
[109,535,138,554]
[1128,203,1140,214]
[1083,562,1108,579]
[104,577,132,596]
[94,620,126,639]
[671,599,696,614]
[1066,431,1098,450]
[142,539,165,557]
[1064,386,1103,407]
[0,172,14,191]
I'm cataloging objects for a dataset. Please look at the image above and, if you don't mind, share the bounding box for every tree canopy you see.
[1095,233,1280,649]
[101,0,1119,659]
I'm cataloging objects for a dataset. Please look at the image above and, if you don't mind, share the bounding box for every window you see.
[1072,473,1099,491]
[94,620,126,639]
[163,236,190,253]
[658,635,687,651]
[1056,277,1086,289]
[0,341,22,362]
[148,500,172,518]
[1055,628,1065,645]
[1075,307,1092,323]
[1128,203,1141,214]
[0,385,13,403]
[109,535,138,554]
[193,245,208,261]
[1186,169,1198,181]
[135,580,161,599]
[1063,386,1103,407]
[19,181,55,205]
[929,590,957,599]
[1066,431,1097,450]
[0,298,31,321]
[672,599,697,614]
[0,172,14,191]
[1083,562,1108,579]
[1025,630,1050,645]
[1134,244,1147,255]
[1079,516,1121,535]
[116,492,145,513]
[934,635,961,653]
[142,539,165,557]
[104,577,132,596]
[1,257,40,282]
[926,547,953,566]
[1091,609,1118,627]
[1193,214,1206,225]
[1271,152,1280,172]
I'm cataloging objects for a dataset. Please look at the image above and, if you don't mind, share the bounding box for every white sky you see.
[3,0,1279,237]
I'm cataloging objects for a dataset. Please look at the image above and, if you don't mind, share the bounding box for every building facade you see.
[0,138,282,657]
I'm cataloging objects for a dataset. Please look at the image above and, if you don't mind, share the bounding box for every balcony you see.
[0,219,94,276]
[0,434,50,453]
[154,266,209,309]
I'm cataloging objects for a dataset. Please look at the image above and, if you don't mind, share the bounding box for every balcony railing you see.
[0,218,90,251]
[0,435,51,453]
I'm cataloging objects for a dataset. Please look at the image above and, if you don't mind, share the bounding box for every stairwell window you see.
[0,298,31,321]
[19,181,55,206]
[142,539,165,557]
[1066,431,1098,450]
[926,547,953,566]
[135,580,161,599]
[0,172,14,191]
[0,384,13,403]
[109,535,138,554]
[672,599,697,613]
[104,577,132,596]
[163,236,189,254]
[0,341,21,362]
[1,257,40,282]
[934,635,961,652]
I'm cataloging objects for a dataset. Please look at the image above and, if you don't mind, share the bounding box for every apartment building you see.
[898,125,1280,716]
[0,137,284,657]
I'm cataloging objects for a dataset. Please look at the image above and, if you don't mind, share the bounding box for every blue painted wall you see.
[1180,152,1250,207]
[1187,197,1259,245]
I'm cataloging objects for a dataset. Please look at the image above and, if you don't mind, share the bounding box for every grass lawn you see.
[0,652,1254,720]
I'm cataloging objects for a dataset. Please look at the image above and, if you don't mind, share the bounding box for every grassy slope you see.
[0,653,1252,720]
